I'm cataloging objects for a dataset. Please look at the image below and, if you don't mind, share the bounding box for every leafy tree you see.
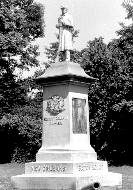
[0,113,42,162]
[0,0,44,115]
[79,1,133,164]
[0,0,45,162]
[80,32,133,164]
[0,88,43,163]
[104,2,133,164]
[80,38,112,154]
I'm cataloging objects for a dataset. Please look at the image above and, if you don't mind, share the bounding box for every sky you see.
[22,0,130,77]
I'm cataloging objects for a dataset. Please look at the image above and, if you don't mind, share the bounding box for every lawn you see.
[0,163,24,190]
[109,166,133,190]
[0,164,133,189]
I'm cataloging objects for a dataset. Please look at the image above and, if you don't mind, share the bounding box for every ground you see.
[0,164,133,190]
[0,163,24,190]
[110,166,133,190]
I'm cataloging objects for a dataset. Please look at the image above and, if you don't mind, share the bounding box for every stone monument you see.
[11,6,122,190]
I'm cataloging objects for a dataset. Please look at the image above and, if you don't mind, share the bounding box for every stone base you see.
[11,160,122,190]
[11,172,122,190]
[25,160,108,174]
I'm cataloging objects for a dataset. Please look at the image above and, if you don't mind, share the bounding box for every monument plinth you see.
[11,6,122,190]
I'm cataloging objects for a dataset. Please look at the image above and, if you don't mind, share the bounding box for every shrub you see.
[0,112,42,163]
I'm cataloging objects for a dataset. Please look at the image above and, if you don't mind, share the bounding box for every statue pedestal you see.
[11,62,122,190]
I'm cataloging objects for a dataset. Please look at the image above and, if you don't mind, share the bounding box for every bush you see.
[0,112,42,163]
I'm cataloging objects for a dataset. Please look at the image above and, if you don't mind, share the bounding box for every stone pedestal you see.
[11,61,122,190]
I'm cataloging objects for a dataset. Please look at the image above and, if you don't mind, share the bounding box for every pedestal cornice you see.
[36,61,96,86]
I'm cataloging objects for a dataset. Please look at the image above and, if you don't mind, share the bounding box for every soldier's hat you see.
[61,5,68,10]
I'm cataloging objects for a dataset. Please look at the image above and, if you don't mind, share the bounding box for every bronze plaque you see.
[72,98,87,134]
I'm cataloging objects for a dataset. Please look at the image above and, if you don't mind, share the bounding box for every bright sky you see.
[34,0,129,63]
[21,0,129,78]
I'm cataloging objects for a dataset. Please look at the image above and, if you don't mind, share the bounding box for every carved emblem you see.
[47,95,65,115]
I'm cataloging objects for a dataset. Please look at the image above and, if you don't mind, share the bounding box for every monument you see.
[11,6,122,190]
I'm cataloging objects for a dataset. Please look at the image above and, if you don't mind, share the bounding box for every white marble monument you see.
[11,6,122,190]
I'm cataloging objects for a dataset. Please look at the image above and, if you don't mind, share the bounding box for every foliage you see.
[80,29,133,164]
[80,38,114,158]
[0,73,26,116]
[0,92,43,163]
[0,0,44,162]
[78,2,133,164]
[105,3,133,164]
[0,0,44,115]
[0,0,44,71]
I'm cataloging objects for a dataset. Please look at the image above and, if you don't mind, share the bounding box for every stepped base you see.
[11,172,122,190]
[11,160,122,190]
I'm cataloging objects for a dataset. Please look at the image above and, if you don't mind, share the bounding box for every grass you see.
[109,166,133,190]
[0,163,133,189]
[0,163,24,190]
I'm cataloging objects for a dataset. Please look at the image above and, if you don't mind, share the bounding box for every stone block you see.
[11,172,122,190]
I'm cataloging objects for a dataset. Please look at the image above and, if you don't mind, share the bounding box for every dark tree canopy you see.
[0,0,45,115]
[0,0,45,163]
[0,0,44,72]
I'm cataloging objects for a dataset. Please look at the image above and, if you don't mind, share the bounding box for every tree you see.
[80,38,112,153]
[0,78,43,163]
[0,0,44,115]
[79,1,133,164]
[80,35,133,164]
[0,0,45,163]
[105,2,133,164]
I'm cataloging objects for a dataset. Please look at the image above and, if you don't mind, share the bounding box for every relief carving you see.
[46,95,65,115]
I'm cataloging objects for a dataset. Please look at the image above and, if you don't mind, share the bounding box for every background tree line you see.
[0,0,133,165]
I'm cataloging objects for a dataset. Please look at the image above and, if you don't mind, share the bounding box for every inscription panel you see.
[25,162,107,174]
[32,164,66,173]
[25,163,72,174]
[76,162,105,172]
[44,116,66,126]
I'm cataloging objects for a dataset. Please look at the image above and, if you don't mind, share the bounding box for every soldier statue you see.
[56,6,74,62]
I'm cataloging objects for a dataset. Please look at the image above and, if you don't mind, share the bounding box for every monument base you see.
[11,172,122,190]
[11,159,122,190]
